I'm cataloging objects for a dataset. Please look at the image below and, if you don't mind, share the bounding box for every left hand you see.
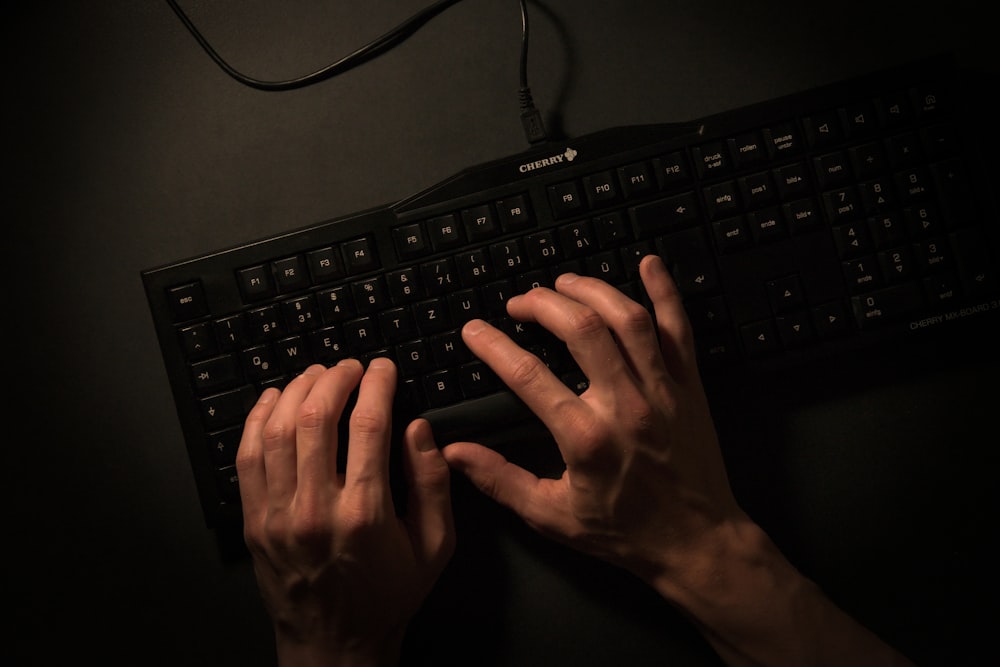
[236,358,455,667]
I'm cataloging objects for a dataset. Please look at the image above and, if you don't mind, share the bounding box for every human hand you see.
[442,256,917,667]
[237,358,455,667]
[441,255,742,586]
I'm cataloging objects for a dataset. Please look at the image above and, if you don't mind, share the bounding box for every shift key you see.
[850,282,924,329]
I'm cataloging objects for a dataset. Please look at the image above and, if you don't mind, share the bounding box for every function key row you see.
[546,152,691,220]
[236,236,379,304]
[393,194,535,261]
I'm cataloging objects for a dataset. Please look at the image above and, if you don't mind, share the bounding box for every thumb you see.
[402,419,455,568]
[441,441,555,529]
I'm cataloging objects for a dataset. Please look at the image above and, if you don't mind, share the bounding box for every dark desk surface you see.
[9,2,999,665]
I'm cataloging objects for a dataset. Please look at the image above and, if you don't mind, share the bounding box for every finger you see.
[344,357,397,500]
[639,255,698,383]
[505,285,634,390]
[401,419,455,569]
[294,359,364,500]
[442,442,569,538]
[461,319,589,448]
[550,271,671,390]
[260,365,326,508]
[236,388,280,527]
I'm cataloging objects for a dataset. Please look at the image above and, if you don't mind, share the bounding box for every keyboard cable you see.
[517,0,548,144]
[165,0,549,146]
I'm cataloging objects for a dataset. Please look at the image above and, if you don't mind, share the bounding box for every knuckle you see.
[565,411,610,460]
[627,402,657,435]
[508,351,549,389]
[260,420,290,452]
[295,399,327,432]
[350,406,387,439]
[287,508,333,547]
[259,511,289,546]
[336,501,379,540]
[242,522,265,552]
[567,307,607,339]
[234,444,260,473]
[619,301,653,332]
[243,402,270,431]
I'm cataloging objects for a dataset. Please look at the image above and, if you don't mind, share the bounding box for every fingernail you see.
[369,357,393,370]
[464,319,486,336]
[258,388,278,405]
[558,272,578,284]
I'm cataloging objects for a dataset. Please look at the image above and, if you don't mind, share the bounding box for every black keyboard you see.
[142,54,1000,528]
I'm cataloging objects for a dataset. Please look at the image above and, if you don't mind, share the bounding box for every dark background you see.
[8,2,999,665]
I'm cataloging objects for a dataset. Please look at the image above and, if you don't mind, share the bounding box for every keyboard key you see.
[631,192,700,237]
[342,237,379,273]
[496,194,534,231]
[652,151,690,189]
[547,181,585,218]
[583,170,621,208]
[691,139,732,178]
[850,283,924,329]
[190,355,240,395]
[199,386,257,431]
[237,265,275,302]
[740,319,780,357]
[461,204,500,242]
[167,281,209,322]
[618,161,656,198]
[393,223,430,260]
[273,255,309,293]
[306,246,346,283]
[427,215,464,251]
[763,120,801,158]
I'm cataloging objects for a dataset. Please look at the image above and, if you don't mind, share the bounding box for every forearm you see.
[645,518,915,667]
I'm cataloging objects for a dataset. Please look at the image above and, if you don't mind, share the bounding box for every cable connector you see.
[519,87,548,144]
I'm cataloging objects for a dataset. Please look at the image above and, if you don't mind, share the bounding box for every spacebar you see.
[418,390,545,446]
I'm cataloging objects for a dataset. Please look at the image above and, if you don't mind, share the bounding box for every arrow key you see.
[810,300,851,339]
[739,319,780,358]
[776,311,816,349]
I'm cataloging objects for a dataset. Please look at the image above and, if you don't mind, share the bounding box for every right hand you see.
[441,255,744,584]
[443,256,917,667]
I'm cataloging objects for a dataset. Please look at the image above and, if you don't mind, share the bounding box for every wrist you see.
[640,517,913,667]
[642,512,790,613]
[641,515,814,663]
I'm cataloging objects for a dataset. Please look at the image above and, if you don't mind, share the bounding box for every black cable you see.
[519,0,530,90]
[167,0,548,145]
[518,0,548,143]
[166,0,463,92]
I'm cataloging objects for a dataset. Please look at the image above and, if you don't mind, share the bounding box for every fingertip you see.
[463,318,488,337]
[367,356,395,370]
[406,418,438,453]
[640,253,669,281]
[257,387,279,405]
[555,272,579,287]
[439,441,496,474]
[439,442,469,468]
